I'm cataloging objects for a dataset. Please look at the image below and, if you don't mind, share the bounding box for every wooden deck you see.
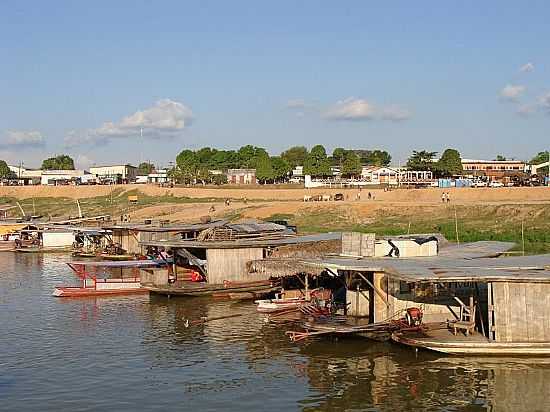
[392,324,550,356]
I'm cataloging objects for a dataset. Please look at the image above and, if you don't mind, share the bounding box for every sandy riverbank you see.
[1,184,549,203]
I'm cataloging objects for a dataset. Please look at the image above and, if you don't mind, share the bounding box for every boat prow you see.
[52,285,148,297]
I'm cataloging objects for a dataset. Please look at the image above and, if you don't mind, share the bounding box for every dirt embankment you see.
[1,184,550,203]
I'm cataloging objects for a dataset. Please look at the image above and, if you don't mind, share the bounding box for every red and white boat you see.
[52,260,169,297]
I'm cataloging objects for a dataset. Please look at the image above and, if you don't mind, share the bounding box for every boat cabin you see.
[139,232,342,295]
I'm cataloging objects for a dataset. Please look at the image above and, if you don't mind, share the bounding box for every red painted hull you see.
[52,286,148,297]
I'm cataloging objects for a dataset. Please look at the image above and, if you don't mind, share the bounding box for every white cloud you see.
[3,130,45,147]
[286,99,307,109]
[324,98,376,121]
[324,98,411,122]
[75,154,94,169]
[65,99,193,147]
[539,92,550,114]
[516,104,536,117]
[380,105,412,121]
[499,84,526,101]
[519,62,535,73]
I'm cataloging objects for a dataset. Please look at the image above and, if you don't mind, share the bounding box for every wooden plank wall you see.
[206,247,265,285]
[493,282,550,342]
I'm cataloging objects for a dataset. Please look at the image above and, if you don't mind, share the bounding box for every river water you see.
[1,253,549,412]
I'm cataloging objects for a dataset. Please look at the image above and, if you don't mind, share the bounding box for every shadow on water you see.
[2,252,550,411]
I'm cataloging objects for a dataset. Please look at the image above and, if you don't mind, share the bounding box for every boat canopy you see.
[68,260,168,268]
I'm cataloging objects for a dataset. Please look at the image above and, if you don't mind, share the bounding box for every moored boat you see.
[52,260,169,297]
[145,279,280,297]
[255,289,331,313]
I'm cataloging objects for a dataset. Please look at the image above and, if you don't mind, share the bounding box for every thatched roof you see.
[247,258,325,278]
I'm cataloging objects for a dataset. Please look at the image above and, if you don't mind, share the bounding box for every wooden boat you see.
[16,246,72,253]
[0,240,16,252]
[72,251,98,258]
[256,296,308,313]
[255,288,331,313]
[100,253,136,261]
[392,324,550,356]
[145,279,280,297]
[52,260,169,297]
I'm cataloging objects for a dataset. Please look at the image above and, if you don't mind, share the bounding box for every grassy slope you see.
[267,204,550,254]
[0,189,222,220]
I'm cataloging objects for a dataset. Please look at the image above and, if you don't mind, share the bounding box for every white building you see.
[292,166,304,177]
[361,166,400,185]
[90,165,137,183]
[40,170,91,185]
[147,169,170,184]
[8,165,42,185]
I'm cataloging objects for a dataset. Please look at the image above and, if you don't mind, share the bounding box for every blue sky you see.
[1,1,549,169]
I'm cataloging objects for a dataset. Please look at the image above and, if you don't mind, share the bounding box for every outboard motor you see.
[405,307,423,327]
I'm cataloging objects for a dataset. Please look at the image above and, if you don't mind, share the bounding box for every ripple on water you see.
[3,253,550,411]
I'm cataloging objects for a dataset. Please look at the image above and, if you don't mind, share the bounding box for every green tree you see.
[437,148,463,177]
[332,147,347,167]
[495,155,507,161]
[255,154,274,184]
[238,145,268,168]
[531,151,550,176]
[281,146,308,168]
[0,160,15,180]
[196,168,211,185]
[271,156,291,182]
[175,149,199,183]
[41,155,75,170]
[196,147,217,168]
[353,149,392,166]
[304,145,331,177]
[212,173,228,185]
[531,151,549,164]
[341,152,362,178]
[137,162,155,175]
[210,150,238,170]
[406,150,438,171]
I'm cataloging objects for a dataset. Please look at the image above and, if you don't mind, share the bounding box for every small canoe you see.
[72,251,99,258]
[100,254,135,261]
[145,280,278,297]
[255,297,308,313]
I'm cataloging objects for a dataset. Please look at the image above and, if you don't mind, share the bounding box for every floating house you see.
[250,233,550,355]
[102,221,230,255]
[139,226,341,296]
[17,227,75,252]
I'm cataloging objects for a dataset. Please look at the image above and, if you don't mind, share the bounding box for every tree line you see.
[169,145,393,183]
[0,148,548,182]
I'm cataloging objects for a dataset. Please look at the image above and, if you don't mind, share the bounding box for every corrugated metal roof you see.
[298,242,550,283]
[140,232,341,249]
[226,221,287,233]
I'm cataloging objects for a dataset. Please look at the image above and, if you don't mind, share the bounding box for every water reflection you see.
[1,252,550,411]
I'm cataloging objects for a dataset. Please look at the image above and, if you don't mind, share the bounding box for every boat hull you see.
[145,281,278,297]
[53,286,148,297]
[255,298,307,313]
[392,330,550,356]
[0,240,16,251]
